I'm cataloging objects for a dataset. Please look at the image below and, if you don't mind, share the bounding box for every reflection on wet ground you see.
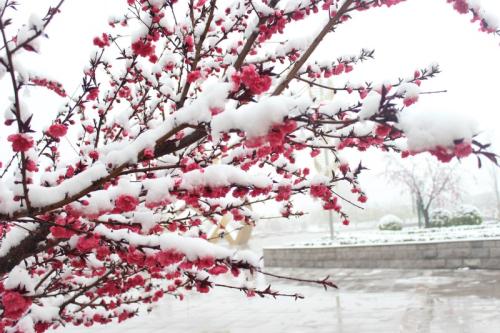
[53,268,500,333]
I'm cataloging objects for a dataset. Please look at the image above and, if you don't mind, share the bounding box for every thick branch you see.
[0,223,49,275]
[272,0,355,96]
[178,0,217,107]
[232,0,280,70]
[0,126,208,273]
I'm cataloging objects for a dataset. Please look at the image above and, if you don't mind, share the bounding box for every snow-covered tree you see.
[0,0,498,331]
[385,155,463,228]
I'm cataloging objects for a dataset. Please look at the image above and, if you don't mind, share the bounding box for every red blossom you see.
[76,234,100,252]
[209,107,223,116]
[310,149,320,157]
[89,150,99,160]
[339,163,349,174]
[187,70,202,83]
[310,184,331,201]
[276,185,292,201]
[115,194,139,212]
[93,33,110,48]
[50,224,75,239]
[240,65,272,95]
[184,35,194,52]
[8,133,34,152]
[0,1,494,329]
[452,0,469,14]
[208,265,228,275]
[375,124,392,138]
[25,159,38,172]
[87,88,99,100]
[85,125,95,133]
[131,39,155,57]
[358,195,368,203]
[2,291,32,320]
[30,77,67,97]
[454,141,472,158]
[47,124,68,138]
[403,96,419,107]
[143,148,155,160]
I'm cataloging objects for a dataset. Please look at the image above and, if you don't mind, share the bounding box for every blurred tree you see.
[385,155,462,228]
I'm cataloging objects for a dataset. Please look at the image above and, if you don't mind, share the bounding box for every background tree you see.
[491,165,500,219]
[0,0,497,331]
[385,155,462,228]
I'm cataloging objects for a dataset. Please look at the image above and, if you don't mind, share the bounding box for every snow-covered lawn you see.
[275,221,500,248]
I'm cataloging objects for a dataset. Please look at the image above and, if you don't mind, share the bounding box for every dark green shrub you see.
[429,206,482,228]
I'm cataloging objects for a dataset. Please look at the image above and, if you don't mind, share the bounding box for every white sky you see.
[2,0,500,209]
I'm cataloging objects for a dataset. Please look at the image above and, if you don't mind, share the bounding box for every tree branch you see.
[273,0,355,96]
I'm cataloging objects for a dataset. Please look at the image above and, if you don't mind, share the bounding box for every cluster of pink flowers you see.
[49,215,78,239]
[47,123,68,139]
[87,88,99,100]
[93,33,111,48]
[7,133,34,152]
[131,39,156,59]
[448,0,469,14]
[403,96,419,107]
[276,185,292,202]
[184,35,194,52]
[429,141,473,162]
[375,124,392,138]
[187,70,202,84]
[258,12,287,42]
[30,77,67,97]
[114,194,140,212]
[338,136,387,151]
[403,141,473,163]
[1,291,32,320]
[0,0,495,330]
[233,65,272,95]
[323,62,351,78]
[76,234,101,253]
[244,120,297,150]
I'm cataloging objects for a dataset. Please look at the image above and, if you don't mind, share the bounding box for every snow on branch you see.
[0,0,497,331]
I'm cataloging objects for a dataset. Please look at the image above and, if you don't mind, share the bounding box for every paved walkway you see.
[52,268,500,333]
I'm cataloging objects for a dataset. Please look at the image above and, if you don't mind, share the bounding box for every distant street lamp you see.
[309,79,336,240]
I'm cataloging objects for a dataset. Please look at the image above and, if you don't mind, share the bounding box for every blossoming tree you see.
[0,0,498,331]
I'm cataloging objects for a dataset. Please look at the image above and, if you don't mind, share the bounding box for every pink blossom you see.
[187,70,202,83]
[2,291,32,319]
[47,124,68,138]
[131,39,155,57]
[403,96,419,107]
[115,194,139,212]
[76,234,100,252]
[8,133,34,152]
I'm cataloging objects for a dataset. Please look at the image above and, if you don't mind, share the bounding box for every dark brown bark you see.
[0,126,208,276]
[0,223,49,275]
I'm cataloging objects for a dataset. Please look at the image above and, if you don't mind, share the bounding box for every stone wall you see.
[263,239,500,269]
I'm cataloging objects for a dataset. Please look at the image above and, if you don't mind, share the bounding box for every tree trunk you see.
[493,167,500,220]
[416,195,424,228]
[423,208,431,228]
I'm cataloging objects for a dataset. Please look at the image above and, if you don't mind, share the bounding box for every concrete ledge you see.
[263,239,500,270]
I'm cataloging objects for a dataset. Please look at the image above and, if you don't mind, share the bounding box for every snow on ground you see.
[271,221,500,248]
[46,222,500,333]
[49,268,500,333]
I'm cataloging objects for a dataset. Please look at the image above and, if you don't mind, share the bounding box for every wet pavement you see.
[53,267,500,333]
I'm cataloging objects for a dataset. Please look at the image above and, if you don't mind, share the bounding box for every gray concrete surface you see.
[53,268,500,333]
